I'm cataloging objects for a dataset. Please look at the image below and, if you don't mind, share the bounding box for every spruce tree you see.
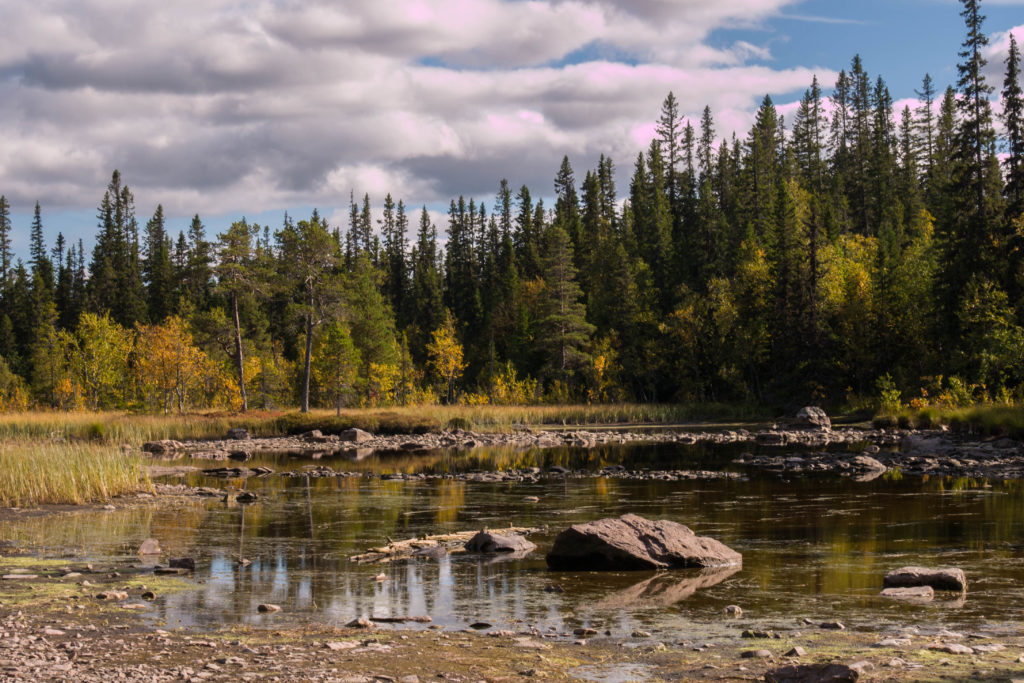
[1002,32,1024,215]
[0,196,10,294]
[538,225,595,389]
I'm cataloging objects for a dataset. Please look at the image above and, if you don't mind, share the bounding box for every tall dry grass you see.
[0,442,150,507]
[0,403,766,445]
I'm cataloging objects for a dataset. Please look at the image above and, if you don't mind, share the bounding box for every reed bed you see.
[0,442,150,507]
[875,404,1024,437]
[0,403,766,445]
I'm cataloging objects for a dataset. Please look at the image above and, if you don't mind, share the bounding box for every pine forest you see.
[1,3,1023,415]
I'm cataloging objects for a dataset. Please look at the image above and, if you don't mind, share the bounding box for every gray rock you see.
[235,491,259,504]
[724,604,743,617]
[142,440,183,455]
[794,406,831,430]
[785,646,806,657]
[765,663,860,682]
[226,428,249,440]
[880,585,933,600]
[546,513,742,570]
[899,434,953,454]
[928,643,973,655]
[339,427,373,442]
[464,531,537,554]
[883,566,966,592]
[138,538,161,555]
[257,603,281,613]
[741,649,773,659]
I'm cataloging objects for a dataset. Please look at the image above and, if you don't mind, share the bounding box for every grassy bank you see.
[0,442,150,507]
[0,402,767,445]
[874,404,1024,437]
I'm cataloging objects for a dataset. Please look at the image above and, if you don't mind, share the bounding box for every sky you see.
[2,0,1023,258]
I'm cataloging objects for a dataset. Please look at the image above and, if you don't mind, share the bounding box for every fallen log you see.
[350,526,542,564]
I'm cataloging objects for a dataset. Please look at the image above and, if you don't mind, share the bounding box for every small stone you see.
[928,643,973,655]
[742,629,773,638]
[873,637,912,648]
[631,630,650,638]
[543,584,564,593]
[573,627,598,637]
[42,628,65,636]
[257,604,281,613]
[723,604,742,617]
[122,603,148,610]
[324,641,357,651]
[346,617,372,628]
[785,646,806,657]
[741,649,773,659]
[399,677,421,683]
[96,591,128,600]
[819,621,845,630]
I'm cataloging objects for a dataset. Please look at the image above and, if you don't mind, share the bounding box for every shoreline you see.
[1,557,1021,682]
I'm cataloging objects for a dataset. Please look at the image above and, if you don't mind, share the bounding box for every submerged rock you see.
[880,585,934,601]
[138,538,161,555]
[765,663,859,682]
[545,513,741,570]
[883,566,967,592]
[464,531,537,554]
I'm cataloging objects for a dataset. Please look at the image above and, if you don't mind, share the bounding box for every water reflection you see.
[2,442,1023,635]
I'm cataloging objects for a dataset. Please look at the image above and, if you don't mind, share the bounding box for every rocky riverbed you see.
[143,423,1024,490]
[141,424,902,462]
[2,557,1023,682]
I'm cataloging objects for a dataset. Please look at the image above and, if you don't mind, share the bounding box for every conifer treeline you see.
[1,0,1023,411]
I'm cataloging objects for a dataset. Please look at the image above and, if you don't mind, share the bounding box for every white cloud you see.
[0,0,835,243]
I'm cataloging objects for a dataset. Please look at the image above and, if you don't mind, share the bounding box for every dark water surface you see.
[3,442,1023,638]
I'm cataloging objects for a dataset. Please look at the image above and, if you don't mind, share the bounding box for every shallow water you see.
[3,442,1023,638]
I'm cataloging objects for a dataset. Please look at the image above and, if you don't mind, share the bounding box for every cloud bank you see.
[2,0,841,226]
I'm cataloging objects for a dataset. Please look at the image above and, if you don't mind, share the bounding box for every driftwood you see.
[350,526,542,564]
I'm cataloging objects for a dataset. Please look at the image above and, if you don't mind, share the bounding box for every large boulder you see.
[883,566,966,592]
[339,428,373,443]
[545,514,741,571]
[793,406,831,430]
[464,531,536,554]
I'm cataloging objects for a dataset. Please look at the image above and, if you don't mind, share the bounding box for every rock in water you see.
[138,538,161,555]
[793,406,831,430]
[169,557,195,571]
[464,531,537,554]
[339,428,373,443]
[880,585,934,601]
[883,566,967,592]
[765,663,859,682]
[545,513,741,570]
